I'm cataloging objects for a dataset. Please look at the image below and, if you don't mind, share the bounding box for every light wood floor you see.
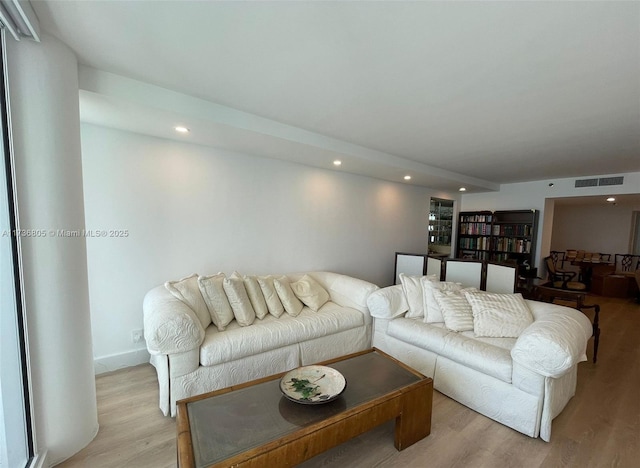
[57,295,640,468]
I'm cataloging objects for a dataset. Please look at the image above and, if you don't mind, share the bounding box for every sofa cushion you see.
[387,318,513,383]
[197,273,234,331]
[465,291,533,338]
[200,302,365,366]
[399,273,439,318]
[422,280,463,323]
[274,276,304,316]
[165,273,211,329]
[243,275,269,319]
[290,274,330,311]
[223,274,256,326]
[433,288,476,332]
[258,275,285,318]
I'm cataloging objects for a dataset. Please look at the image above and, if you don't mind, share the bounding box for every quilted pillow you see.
[274,276,304,317]
[399,273,439,318]
[165,273,211,329]
[257,275,285,318]
[197,273,235,330]
[432,287,477,332]
[464,291,533,338]
[243,274,269,319]
[290,274,330,311]
[422,279,462,323]
[222,274,256,326]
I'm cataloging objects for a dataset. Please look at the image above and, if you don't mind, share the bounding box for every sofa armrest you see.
[143,285,205,355]
[511,303,592,378]
[304,272,379,315]
[367,285,408,319]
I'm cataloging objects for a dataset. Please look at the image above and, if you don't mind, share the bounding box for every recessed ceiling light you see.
[175,126,190,133]
[404,175,411,180]
[606,197,616,202]
[459,187,467,192]
[333,160,342,166]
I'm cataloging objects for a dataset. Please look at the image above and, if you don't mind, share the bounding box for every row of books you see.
[458,236,491,250]
[459,223,493,235]
[492,224,533,236]
[459,214,493,223]
[493,238,531,253]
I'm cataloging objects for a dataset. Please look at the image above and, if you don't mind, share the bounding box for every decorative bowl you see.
[279,365,346,405]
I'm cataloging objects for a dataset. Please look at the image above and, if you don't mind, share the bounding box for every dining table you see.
[571,259,614,290]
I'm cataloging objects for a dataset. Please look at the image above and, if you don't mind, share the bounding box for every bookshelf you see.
[456,211,494,261]
[491,210,538,267]
[456,209,539,268]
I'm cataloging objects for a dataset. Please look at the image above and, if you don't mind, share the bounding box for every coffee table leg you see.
[394,380,433,450]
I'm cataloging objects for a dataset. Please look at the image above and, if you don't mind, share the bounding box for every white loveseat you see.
[367,274,593,442]
[143,271,379,416]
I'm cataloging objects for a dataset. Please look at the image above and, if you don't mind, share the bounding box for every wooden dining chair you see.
[544,256,587,291]
[550,250,566,268]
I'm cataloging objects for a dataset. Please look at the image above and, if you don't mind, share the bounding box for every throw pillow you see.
[399,273,439,318]
[422,280,463,324]
[243,275,269,319]
[165,273,211,329]
[222,275,256,326]
[197,273,235,331]
[257,275,285,318]
[274,276,304,317]
[290,274,330,311]
[433,287,477,332]
[464,291,534,338]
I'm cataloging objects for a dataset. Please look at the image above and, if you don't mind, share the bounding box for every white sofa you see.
[143,271,379,416]
[367,276,593,442]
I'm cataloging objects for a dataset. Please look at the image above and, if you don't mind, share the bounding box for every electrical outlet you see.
[131,329,144,344]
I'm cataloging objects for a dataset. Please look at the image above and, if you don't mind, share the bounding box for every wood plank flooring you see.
[56,295,640,468]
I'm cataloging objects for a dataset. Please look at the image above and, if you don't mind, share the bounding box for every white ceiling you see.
[30,1,640,192]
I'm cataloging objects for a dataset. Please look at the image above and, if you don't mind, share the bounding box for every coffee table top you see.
[179,349,426,467]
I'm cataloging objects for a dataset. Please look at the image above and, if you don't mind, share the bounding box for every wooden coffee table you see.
[176,348,433,467]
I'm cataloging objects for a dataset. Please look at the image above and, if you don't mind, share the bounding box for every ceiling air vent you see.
[598,176,624,186]
[575,178,598,188]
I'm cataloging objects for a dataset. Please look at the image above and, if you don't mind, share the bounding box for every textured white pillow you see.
[465,291,534,338]
[165,273,211,329]
[222,275,256,326]
[243,275,269,319]
[257,275,285,318]
[274,276,304,317]
[290,274,330,312]
[399,273,439,318]
[422,280,463,324]
[197,273,235,330]
[433,287,477,332]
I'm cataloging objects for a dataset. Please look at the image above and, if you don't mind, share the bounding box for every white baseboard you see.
[94,348,150,375]
[28,449,47,468]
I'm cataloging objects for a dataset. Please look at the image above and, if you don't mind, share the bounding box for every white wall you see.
[461,173,640,269]
[550,201,637,255]
[7,34,97,466]
[80,124,443,372]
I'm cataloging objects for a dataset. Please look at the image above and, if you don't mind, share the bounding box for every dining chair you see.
[565,249,578,262]
[614,254,640,273]
[599,253,611,262]
[550,250,566,268]
[544,256,587,291]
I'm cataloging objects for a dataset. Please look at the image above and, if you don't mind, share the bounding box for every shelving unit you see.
[428,199,453,247]
[491,210,539,267]
[456,209,539,267]
[456,211,493,261]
